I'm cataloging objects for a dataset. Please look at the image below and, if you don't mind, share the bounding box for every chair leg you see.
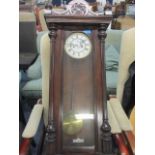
[123,131,135,155]
[19,138,32,155]
[113,133,131,155]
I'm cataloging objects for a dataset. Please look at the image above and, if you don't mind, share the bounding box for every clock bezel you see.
[64,32,92,59]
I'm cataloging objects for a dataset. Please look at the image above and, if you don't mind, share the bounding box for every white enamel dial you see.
[64,33,92,59]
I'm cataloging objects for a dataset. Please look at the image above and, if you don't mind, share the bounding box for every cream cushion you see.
[108,102,121,134]
[22,104,43,138]
[105,45,119,71]
[26,32,46,80]
[40,32,51,126]
[109,98,133,131]
[117,28,135,102]
[106,29,123,53]
[22,78,42,97]
[26,56,42,80]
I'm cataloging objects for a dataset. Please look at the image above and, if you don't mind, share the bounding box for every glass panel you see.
[62,32,95,150]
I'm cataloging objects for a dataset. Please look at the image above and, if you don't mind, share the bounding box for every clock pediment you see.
[51,0,101,16]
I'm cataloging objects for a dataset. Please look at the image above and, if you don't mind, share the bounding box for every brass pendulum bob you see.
[63,112,83,136]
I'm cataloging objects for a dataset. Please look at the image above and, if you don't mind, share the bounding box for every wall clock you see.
[43,0,114,155]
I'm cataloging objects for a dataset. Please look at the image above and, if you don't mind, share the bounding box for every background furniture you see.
[19,32,50,155]
[19,12,42,141]
[109,27,135,154]
[19,11,38,70]
[116,15,134,30]
[20,31,48,99]
[19,3,34,12]
[19,11,52,104]
[19,32,51,155]
[111,0,135,30]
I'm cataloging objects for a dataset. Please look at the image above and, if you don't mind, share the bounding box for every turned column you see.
[98,24,113,155]
[45,24,57,155]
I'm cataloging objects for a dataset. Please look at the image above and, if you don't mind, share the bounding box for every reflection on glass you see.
[63,112,95,148]
[63,112,83,136]
[63,113,94,136]
[75,113,94,120]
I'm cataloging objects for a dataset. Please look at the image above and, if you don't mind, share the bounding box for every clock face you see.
[64,32,92,59]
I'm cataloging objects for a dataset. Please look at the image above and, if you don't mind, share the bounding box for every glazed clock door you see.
[62,31,96,152]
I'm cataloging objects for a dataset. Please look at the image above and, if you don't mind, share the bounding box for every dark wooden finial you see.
[48,24,57,40]
[101,119,113,154]
[98,24,108,41]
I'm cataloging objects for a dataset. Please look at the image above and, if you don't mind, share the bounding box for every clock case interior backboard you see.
[62,31,95,150]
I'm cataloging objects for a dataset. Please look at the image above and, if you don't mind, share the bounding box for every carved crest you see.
[51,0,98,16]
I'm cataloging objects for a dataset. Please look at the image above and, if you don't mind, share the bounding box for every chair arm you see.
[19,138,31,155]
[19,99,43,155]
[22,99,43,138]
[109,98,133,132]
[109,98,135,154]
[108,102,130,155]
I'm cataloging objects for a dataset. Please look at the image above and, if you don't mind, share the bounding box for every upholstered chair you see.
[19,32,51,155]
[19,11,50,99]
[108,27,135,154]
[19,28,135,155]
[20,31,47,99]
[116,27,135,102]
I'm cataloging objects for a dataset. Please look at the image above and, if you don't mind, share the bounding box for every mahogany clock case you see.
[43,14,113,155]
